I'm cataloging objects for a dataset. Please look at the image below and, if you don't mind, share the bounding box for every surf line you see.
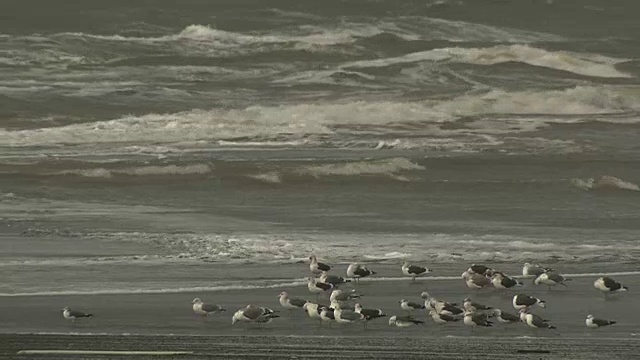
[17,350,193,356]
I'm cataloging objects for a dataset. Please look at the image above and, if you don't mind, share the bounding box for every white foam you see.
[2,86,637,148]
[248,172,282,184]
[298,157,425,178]
[345,45,630,78]
[571,175,639,192]
[54,164,213,178]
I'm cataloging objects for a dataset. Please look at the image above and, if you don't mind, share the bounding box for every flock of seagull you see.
[62,256,628,332]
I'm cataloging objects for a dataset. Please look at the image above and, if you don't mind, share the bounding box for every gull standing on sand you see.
[309,255,331,275]
[429,310,460,324]
[464,310,492,328]
[402,262,431,281]
[319,271,350,286]
[232,305,279,325]
[192,298,225,316]
[303,302,327,324]
[330,289,361,304]
[388,315,424,327]
[492,309,520,324]
[586,314,616,328]
[62,306,93,322]
[334,305,364,325]
[491,272,523,290]
[347,263,376,282]
[400,299,426,312]
[463,298,493,313]
[354,303,386,327]
[512,294,546,310]
[534,271,571,289]
[307,277,334,299]
[522,311,556,329]
[278,291,308,311]
[594,277,628,293]
[421,292,463,317]
[522,262,553,277]
[462,270,492,290]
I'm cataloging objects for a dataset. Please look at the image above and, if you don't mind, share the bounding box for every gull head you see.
[192,298,202,304]
[388,316,397,326]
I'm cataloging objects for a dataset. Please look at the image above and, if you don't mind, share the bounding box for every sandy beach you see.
[1,262,638,359]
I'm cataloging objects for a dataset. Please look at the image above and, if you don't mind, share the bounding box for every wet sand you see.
[0,263,638,359]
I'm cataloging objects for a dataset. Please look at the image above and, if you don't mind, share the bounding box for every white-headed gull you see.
[192,298,225,316]
[62,306,93,322]
[401,262,431,281]
[586,314,616,328]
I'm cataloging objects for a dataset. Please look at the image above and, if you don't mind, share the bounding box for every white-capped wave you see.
[1,86,638,148]
[345,45,630,78]
[299,157,425,179]
[571,175,640,192]
[54,164,213,178]
[248,172,283,184]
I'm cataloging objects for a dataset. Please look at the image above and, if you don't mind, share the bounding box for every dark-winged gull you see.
[463,310,492,328]
[319,271,351,286]
[192,298,225,316]
[462,270,492,290]
[534,271,571,289]
[62,306,93,322]
[463,298,493,313]
[512,294,546,310]
[491,272,523,290]
[354,303,386,327]
[402,262,431,281]
[429,310,460,324]
[232,305,279,325]
[522,262,553,277]
[334,306,364,325]
[278,291,308,311]
[388,315,424,327]
[320,307,335,326]
[468,264,492,276]
[307,277,334,299]
[594,277,628,293]
[347,263,376,282]
[586,314,616,328]
[400,299,426,312]
[330,289,361,304]
[493,309,520,324]
[309,255,331,275]
[303,302,328,324]
[523,311,555,329]
[421,292,463,317]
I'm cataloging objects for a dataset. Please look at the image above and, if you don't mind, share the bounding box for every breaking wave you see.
[298,157,425,179]
[571,175,640,192]
[54,164,214,178]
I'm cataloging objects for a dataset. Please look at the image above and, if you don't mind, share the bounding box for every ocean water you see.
[1,0,640,297]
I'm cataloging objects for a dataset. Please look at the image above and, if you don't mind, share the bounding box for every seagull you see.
[463,310,492,328]
[330,289,361,303]
[388,315,424,327]
[421,292,462,316]
[319,271,351,286]
[232,305,279,325]
[278,291,308,311]
[354,303,387,322]
[334,307,364,324]
[320,307,336,326]
[192,298,225,316]
[309,255,331,275]
[522,262,553,277]
[400,299,426,312]
[62,306,93,323]
[302,302,328,324]
[534,271,571,289]
[512,294,546,310]
[523,311,555,329]
[462,270,492,290]
[594,277,628,293]
[586,314,616,328]
[347,263,376,282]
[468,264,492,276]
[491,272,523,290]
[307,277,334,299]
[402,262,431,281]
[429,310,460,324]
[463,298,493,313]
[492,309,520,324]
